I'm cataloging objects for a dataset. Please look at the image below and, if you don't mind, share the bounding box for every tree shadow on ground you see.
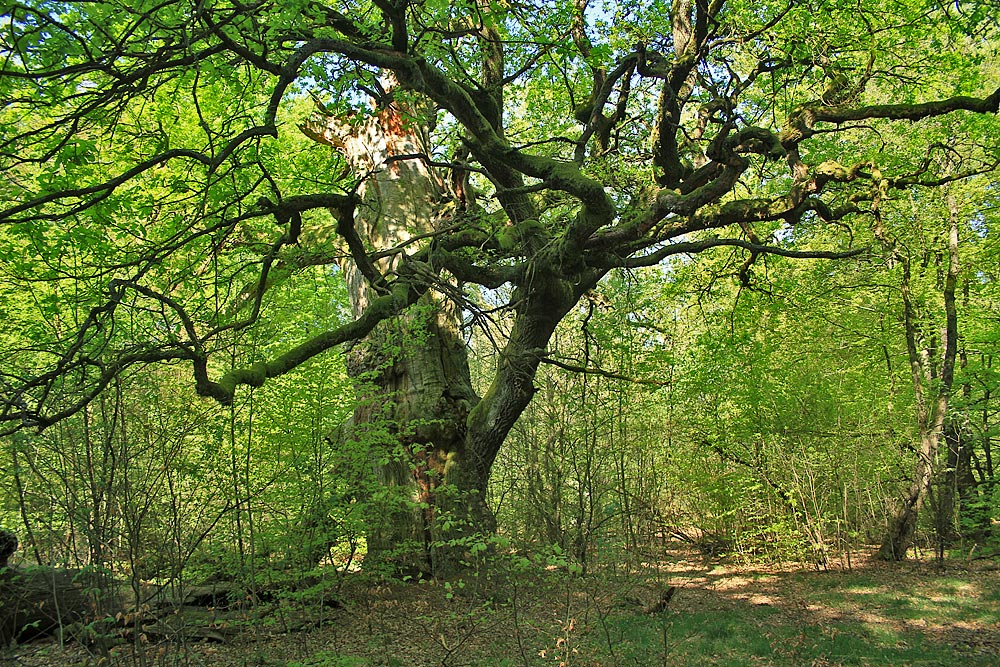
[3,545,999,666]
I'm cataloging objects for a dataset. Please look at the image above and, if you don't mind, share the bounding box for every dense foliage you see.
[1,0,999,590]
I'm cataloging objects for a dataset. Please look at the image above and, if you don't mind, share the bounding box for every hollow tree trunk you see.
[302,94,490,575]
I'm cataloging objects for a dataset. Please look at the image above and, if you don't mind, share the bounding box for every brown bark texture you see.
[304,95,503,574]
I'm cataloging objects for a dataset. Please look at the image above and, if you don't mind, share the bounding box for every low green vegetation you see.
[220,558,1000,667]
[2,0,1000,665]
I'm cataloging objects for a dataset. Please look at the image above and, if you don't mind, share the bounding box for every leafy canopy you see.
[1,0,998,432]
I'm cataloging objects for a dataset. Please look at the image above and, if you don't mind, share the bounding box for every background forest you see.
[2,0,1000,664]
[5,215,1000,578]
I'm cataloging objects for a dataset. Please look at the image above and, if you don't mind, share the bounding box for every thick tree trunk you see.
[348,293,489,575]
[301,76,593,573]
[878,426,940,560]
[303,94,492,575]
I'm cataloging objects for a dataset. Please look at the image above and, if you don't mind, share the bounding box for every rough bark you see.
[350,297,486,575]
[301,77,597,573]
[303,93,492,575]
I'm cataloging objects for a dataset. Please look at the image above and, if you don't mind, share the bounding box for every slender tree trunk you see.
[984,358,995,482]
[938,423,976,543]
[877,192,960,560]
[938,294,979,547]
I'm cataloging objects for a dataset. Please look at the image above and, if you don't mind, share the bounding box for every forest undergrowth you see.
[5,544,999,667]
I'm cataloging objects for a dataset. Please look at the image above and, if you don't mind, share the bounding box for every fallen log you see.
[0,529,122,644]
[0,566,116,643]
[0,530,342,647]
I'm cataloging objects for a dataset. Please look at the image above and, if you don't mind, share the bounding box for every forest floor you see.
[5,545,1000,667]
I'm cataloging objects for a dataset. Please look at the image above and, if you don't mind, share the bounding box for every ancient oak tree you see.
[2,0,998,569]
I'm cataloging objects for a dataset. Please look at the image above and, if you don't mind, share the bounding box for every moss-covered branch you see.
[195,279,426,405]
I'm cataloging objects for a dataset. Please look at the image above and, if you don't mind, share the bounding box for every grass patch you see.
[560,564,999,667]
[576,606,993,666]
